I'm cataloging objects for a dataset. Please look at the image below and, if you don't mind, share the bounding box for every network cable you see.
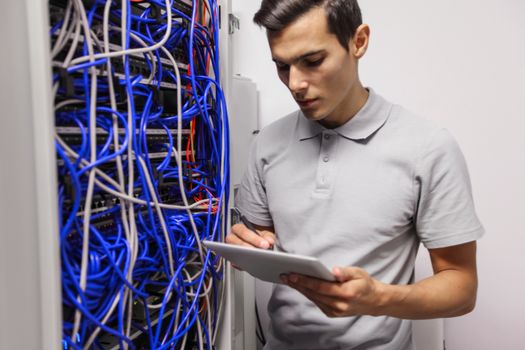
[50,0,229,348]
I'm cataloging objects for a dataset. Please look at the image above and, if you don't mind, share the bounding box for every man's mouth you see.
[297,98,318,108]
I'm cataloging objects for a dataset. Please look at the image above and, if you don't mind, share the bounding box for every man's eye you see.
[305,58,324,67]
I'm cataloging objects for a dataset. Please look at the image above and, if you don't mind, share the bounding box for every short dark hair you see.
[253,0,362,50]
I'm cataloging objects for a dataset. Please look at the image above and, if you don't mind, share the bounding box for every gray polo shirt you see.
[237,89,484,350]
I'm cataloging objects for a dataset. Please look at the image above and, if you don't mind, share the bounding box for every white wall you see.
[231,0,296,126]
[231,1,525,349]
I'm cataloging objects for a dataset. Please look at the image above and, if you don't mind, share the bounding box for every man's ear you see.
[349,24,370,58]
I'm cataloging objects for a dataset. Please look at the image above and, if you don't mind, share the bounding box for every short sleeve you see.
[235,136,274,227]
[414,129,484,249]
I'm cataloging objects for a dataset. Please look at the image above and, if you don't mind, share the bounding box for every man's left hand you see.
[281,267,384,318]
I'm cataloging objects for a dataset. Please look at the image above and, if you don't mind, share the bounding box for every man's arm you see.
[282,241,478,319]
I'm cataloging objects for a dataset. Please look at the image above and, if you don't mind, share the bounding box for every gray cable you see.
[69,0,172,66]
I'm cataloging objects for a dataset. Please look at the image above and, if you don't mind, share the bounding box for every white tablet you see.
[203,240,335,284]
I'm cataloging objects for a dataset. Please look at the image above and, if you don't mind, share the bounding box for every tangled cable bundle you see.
[49,0,229,348]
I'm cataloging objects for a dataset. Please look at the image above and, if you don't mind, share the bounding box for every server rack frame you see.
[0,0,235,349]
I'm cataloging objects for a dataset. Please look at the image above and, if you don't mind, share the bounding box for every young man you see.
[226,1,484,349]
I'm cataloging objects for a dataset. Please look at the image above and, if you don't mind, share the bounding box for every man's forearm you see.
[284,242,479,320]
[374,269,477,319]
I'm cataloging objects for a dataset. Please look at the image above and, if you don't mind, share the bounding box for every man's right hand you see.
[226,223,276,250]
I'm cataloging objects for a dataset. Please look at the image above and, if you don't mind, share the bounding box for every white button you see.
[323,156,329,162]
[324,134,331,140]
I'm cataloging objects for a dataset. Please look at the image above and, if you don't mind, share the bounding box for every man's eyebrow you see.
[272,50,326,64]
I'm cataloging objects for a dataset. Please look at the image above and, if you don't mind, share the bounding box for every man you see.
[226,0,484,349]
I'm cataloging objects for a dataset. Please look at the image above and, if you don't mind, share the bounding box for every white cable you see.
[119,3,138,348]
[81,1,133,346]
[71,0,98,342]
[63,6,82,68]
[159,46,206,266]
[108,27,158,83]
[69,0,172,66]
[138,156,175,276]
[82,293,121,349]
[57,136,218,209]
[102,0,133,285]
[212,259,226,342]
[51,0,73,58]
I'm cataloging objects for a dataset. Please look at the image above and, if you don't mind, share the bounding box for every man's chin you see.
[301,109,324,121]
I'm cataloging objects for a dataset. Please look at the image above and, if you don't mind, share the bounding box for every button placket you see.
[315,131,338,193]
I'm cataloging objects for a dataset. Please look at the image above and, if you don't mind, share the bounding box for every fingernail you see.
[280,275,288,284]
[260,240,269,249]
[289,274,298,283]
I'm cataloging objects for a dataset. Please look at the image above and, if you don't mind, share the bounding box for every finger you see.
[332,266,362,283]
[281,274,353,317]
[231,223,272,249]
[292,284,346,317]
[225,231,262,248]
[259,230,276,246]
[297,286,351,314]
[287,274,342,297]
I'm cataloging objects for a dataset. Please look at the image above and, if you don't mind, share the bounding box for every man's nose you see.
[288,65,308,94]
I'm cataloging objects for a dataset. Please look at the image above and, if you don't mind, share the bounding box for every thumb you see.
[332,266,360,283]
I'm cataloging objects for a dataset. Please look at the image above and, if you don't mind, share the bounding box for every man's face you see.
[268,7,367,128]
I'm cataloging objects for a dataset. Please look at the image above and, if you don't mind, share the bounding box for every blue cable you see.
[55,0,229,347]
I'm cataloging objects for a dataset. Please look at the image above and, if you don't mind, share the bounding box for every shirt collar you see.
[297,89,393,141]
